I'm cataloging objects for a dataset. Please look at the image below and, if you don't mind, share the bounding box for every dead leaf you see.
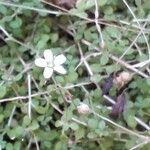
[50,0,76,9]
[101,74,113,95]
[111,93,126,118]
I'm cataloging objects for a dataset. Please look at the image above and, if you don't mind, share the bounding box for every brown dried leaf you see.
[50,0,76,9]
[111,93,126,118]
[101,74,113,95]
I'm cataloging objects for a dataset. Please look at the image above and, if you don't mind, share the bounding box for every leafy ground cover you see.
[0,0,150,150]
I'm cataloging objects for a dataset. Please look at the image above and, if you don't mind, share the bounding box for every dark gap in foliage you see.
[0,35,6,47]
[22,51,34,62]
[85,83,97,91]
[57,26,74,42]
[136,123,148,131]
[3,134,15,144]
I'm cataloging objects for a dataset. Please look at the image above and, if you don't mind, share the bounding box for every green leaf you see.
[14,126,24,137]
[69,9,88,18]
[0,140,6,149]
[76,0,95,11]
[0,6,7,15]
[7,126,24,139]
[14,142,21,150]
[63,110,73,120]
[9,17,22,29]
[51,33,58,43]
[55,76,65,84]
[36,34,50,49]
[55,120,63,127]
[23,116,31,126]
[88,118,98,129]
[0,114,4,123]
[105,26,121,38]
[7,129,16,139]
[125,137,137,149]
[146,78,150,86]
[92,89,102,99]
[135,0,141,6]
[0,86,7,98]
[35,105,49,114]
[137,35,149,44]
[35,130,58,141]
[105,64,120,74]
[63,124,70,131]
[55,141,67,150]
[70,122,79,130]
[14,74,23,81]
[126,115,137,128]
[65,72,78,82]
[99,0,108,6]
[100,52,109,65]
[104,6,113,15]
[90,64,102,73]
[6,143,13,150]
[29,120,39,130]
[87,132,97,139]
[98,120,106,130]
[90,74,102,82]
[75,127,85,140]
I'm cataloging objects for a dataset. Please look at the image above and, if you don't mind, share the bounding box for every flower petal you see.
[35,58,47,67]
[54,65,66,74]
[54,54,66,65]
[44,49,53,62]
[43,67,53,79]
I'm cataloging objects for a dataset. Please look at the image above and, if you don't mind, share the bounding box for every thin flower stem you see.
[28,74,32,119]
[133,19,150,22]
[64,82,92,89]
[80,39,149,78]
[72,118,87,126]
[0,91,49,103]
[0,81,93,103]
[94,0,104,47]
[0,1,64,15]
[7,106,16,127]
[41,0,68,12]
[129,140,150,150]
[134,117,150,131]
[77,43,93,76]
[110,55,149,78]
[33,134,40,150]
[119,22,148,60]
[91,110,149,140]
[122,0,150,58]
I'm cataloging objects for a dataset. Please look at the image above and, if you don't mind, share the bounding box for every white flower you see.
[35,49,67,79]
[77,103,90,114]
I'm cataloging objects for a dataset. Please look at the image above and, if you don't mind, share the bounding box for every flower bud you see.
[77,103,90,114]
